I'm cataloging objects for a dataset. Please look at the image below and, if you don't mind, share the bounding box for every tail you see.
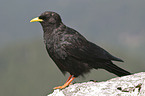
[102,62,131,77]
[106,52,124,62]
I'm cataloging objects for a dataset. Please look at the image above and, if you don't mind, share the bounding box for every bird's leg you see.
[53,76,75,89]
[66,75,73,85]
[66,75,72,82]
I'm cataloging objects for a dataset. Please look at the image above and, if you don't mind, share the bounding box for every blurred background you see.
[0,0,145,96]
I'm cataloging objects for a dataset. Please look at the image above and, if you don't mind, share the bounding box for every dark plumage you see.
[30,11,131,89]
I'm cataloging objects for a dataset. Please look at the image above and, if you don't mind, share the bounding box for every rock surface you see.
[48,72,145,96]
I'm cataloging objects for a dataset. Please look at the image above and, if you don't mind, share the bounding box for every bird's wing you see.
[54,27,123,62]
[58,28,112,62]
[64,40,110,62]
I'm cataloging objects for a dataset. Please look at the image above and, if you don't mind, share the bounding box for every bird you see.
[30,11,131,89]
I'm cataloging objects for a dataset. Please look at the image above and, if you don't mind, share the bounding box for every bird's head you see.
[30,11,62,27]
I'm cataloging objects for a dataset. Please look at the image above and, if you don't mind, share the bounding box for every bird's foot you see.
[53,83,72,89]
[53,85,66,89]
[53,77,75,89]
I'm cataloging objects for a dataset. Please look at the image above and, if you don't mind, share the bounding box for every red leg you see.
[66,75,72,82]
[53,77,75,89]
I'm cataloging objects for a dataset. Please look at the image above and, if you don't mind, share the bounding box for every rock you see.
[48,72,145,96]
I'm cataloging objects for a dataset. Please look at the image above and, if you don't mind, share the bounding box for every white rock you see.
[48,72,145,96]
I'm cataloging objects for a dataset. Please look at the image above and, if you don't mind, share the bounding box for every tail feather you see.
[107,52,124,62]
[101,62,131,77]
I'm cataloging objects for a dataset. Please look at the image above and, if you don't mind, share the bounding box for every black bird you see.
[30,11,131,89]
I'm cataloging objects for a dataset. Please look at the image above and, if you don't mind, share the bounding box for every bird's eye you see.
[39,16,46,20]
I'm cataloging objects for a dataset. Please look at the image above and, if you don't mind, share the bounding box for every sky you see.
[0,0,145,48]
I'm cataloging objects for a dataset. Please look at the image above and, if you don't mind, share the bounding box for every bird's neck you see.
[43,23,66,45]
[42,23,65,34]
[43,23,66,39]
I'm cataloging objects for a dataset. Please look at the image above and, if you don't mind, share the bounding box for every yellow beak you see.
[30,17,43,22]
